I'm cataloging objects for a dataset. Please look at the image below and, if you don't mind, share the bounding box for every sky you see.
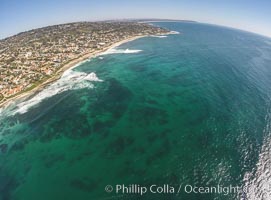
[1,0,271,39]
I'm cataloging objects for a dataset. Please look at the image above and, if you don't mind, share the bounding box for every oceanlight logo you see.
[183,184,240,196]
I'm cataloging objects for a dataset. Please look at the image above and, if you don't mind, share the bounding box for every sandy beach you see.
[0,34,152,110]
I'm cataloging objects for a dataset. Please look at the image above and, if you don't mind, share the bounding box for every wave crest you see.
[8,70,102,115]
[101,48,142,55]
[169,31,180,34]
[151,35,168,38]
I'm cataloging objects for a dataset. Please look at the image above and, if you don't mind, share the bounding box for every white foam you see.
[9,70,102,115]
[169,31,180,34]
[151,35,168,38]
[100,48,142,55]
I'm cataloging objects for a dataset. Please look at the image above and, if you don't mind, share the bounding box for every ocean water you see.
[1,22,271,200]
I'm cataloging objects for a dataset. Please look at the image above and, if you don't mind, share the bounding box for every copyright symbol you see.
[105,185,113,193]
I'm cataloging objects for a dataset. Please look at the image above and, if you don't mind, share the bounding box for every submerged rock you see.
[0,144,8,154]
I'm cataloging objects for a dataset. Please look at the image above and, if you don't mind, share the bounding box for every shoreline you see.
[0,33,167,110]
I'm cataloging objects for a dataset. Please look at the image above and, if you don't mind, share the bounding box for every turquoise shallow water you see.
[1,22,271,199]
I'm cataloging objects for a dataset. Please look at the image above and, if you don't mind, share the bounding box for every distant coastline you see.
[0,32,171,110]
[0,22,170,110]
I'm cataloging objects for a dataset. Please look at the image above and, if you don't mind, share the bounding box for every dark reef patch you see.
[166,73,189,86]
[0,171,19,200]
[0,144,8,154]
[42,154,66,168]
[128,65,147,72]
[92,78,133,118]
[118,160,147,178]
[39,114,92,142]
[70,177,97,192]
[146,138,171,165]
[147,70,163,81]
[129,106,168,126]
[9,137,29,152]
[92,119,113,136]
[104,136,135,156]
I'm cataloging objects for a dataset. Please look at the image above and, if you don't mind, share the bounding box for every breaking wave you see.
[151,35,168,38]
[8,69,103,115]
[169,31,180,34]
[100,48,142,55]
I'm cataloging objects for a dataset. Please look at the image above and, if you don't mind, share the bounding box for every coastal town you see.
[0,22,168,104]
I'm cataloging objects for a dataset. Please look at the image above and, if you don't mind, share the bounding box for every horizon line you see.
[1,18,271,40]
